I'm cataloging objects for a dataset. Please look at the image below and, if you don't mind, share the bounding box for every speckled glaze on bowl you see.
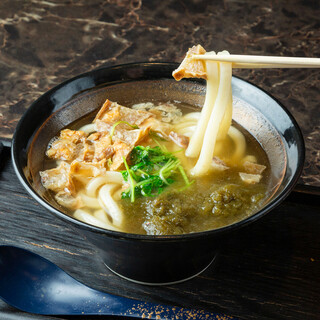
[12,63,304,284]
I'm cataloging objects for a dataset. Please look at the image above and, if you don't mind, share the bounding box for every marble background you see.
[0,0,319,186]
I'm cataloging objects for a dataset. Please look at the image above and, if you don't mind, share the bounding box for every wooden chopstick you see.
[192,54,320,68]
[232,63,320,69]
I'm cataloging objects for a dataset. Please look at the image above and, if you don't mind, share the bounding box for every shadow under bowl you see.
[11,62,304,284]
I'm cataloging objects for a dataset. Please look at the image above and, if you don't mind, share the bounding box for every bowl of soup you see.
[12,62,304,284]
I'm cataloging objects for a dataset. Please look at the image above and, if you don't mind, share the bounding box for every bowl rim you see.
[11,61,305,241]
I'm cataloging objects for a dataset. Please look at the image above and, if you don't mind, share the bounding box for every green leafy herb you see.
[122,156,136,203]
[121,145,193,201]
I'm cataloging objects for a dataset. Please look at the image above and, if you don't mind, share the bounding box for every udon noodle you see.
[40,45,268,235]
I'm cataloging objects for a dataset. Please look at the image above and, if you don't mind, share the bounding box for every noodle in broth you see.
[39,45,270,235]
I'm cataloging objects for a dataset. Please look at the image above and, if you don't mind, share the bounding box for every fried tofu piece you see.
[172,44,207,81]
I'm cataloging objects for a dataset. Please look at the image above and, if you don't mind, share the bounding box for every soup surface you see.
[121,168,267,235]
[40,100,270,235]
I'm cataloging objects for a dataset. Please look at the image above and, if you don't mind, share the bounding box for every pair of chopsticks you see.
[192,54,320,68]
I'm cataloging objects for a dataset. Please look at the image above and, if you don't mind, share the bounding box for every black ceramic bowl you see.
[12,62,304,285]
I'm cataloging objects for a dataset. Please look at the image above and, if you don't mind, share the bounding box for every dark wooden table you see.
[1,1,320,319]
[1,146,320,320]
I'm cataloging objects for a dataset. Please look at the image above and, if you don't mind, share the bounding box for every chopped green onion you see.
[122,156,136,203]
[149,131,169,152]
[178,180,195,192]
[149,130,168,141]
[110,121,139,140]
[178,165,194,186]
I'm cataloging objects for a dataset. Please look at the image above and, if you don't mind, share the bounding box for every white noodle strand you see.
[99,184,123,227]
[86,172,123,197]
[228,126,246,162]
[79,192,101,209]
[186,53,219,158]
[191,54,232,176]
[74,209,116,230]
[94,209,120,231]
[78,123,96,134]
[181,112,201,121]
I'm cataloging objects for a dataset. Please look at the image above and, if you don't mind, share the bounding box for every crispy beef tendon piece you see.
[169,131,189,148]
[40,162,75,194]
[140,117,172,139]
[80,141,95,162]
[87,131,101,141]
[119,106,152,126]
[172,44,207,81]
[243,161,266,175]
[211,157,229,171]
[94,99,117,122]
[46,129,87,161]
[92,134,114,161]
[239,172,262,184]
[112,126,150,145]
[70,160,107,178]
[110,141,132,171]
[40,161,84,210]
[59,129,86,143]
[94,99,152,125]
[55,192,83,211]
[94,119,112,133]
[92,99,158,169]
[132,102,183,123]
